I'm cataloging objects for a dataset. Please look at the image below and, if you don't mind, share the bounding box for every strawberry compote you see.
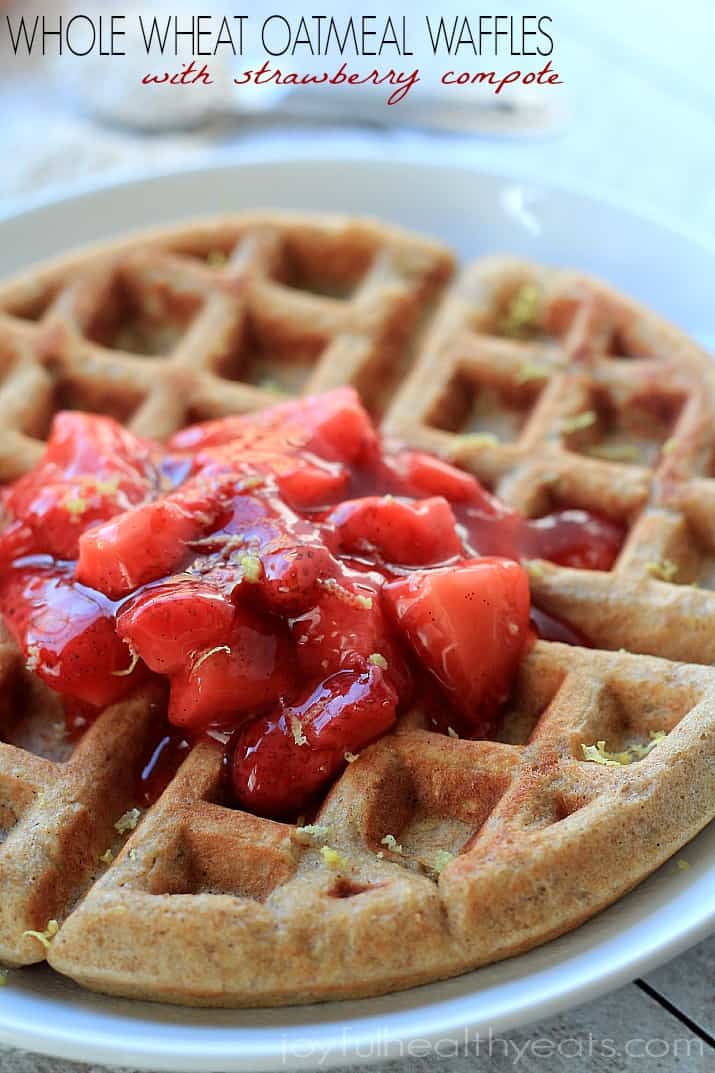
[0,389,623,818]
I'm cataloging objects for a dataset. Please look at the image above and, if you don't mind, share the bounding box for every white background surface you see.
[1,0,714,244]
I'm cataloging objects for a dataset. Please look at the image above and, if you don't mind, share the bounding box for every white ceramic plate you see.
[0,158,713,1072]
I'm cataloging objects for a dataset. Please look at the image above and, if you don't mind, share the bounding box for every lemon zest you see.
[189,533,245,552]
[239,554,262,583]
[516,360,548,384]
[96,477,121,496]
[452,432,499,452]
[23,919,59,950]
[646,559,678,583]
[114,808,141,834]
[193,645,231,672]
[100,848,114,865]
[63,494,88,519]
[368,653,388,670]
[320,846,348,870]
[290,716,308,747]
[581,742,622,767]
[206,250,228,268]
[74,474,121,497]
[428,850,455,875]
[581,730,666,767]
[319,577,373,610]
[677,858,690,871]
[111,649,140,677]
[257,378,289,396]
[25,643,41,672]
[560,411,597,435]
[500,283,541,337]
[380,834,403,855]
[586,443,643,463]
[294,824,330,845]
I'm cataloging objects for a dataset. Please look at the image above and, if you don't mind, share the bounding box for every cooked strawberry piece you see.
[258,543,337,614]
[220,487,320,551]
[43,411,156,479]
[185,489,346,612]
[521,509,624,571]
[0,569,144,707]
[287,575,377,665]
[461,503,522,560]
[77,501,195,598]
[168,398,305,453]
[301,387,378,464]
[384,557,530,732]
[171,387,377,466]
[275,457,349,511]
[326,495,462,566]
[385,450,623,573]
[383,449,487,503]
[2,412,159,560]
[168,607,295,729]
[231,664,398,817]
[0,388,622,821]
[0,521,35,572]
[197,447,350,512]
[185,417,355,513]
[289,575,411,702]
[76,484,226,598]
[116,581,236,674]
[6,478,127,562]
[290,585,378,678]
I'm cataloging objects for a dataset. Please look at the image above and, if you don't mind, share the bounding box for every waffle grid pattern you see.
[0,219,713,1005]
[386,256,715,665]
[0,213,452,478]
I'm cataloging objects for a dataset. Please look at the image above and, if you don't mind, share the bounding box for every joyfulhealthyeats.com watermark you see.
[280,1026,706,1066]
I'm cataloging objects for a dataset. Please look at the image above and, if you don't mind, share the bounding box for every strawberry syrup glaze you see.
[0,390,622,817]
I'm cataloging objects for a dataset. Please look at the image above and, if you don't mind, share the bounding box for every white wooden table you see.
[0,1,713,1069]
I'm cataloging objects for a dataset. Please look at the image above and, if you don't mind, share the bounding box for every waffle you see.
[0,216,713,1007]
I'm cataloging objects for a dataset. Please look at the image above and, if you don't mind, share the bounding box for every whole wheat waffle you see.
[0,214,713,1007]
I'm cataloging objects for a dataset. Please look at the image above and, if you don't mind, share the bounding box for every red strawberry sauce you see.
[0,389,622,816]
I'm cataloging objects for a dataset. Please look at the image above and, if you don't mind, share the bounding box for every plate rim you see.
[2,147,715,266]
[0,153,713,1072]
[1,868,713,1072]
